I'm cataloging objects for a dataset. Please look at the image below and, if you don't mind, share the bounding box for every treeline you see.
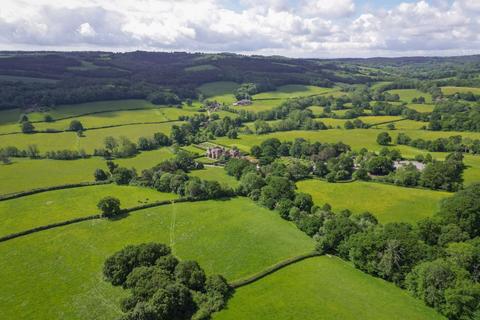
[397,133,480,154]
[103,243,231,320]
[94,152,233,201]
[429,101,480,132]
[311,184,480,320]
[247,137,464,191]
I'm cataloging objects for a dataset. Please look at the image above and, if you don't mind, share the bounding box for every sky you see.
[0,0,479,58]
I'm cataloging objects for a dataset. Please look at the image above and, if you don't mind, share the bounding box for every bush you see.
[97,196,121,218]
[94,168,109,181]
[376,132,392,146]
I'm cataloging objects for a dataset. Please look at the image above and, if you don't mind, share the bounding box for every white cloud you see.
[77,22,96,37]
[0,0,478,57]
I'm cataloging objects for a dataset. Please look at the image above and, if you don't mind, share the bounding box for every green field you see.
[189,166,239,188]
[253,85,338,99]
[215,256,443,320]
[0,121,182,153]
[441,86,480,95]
[0,198,314,320]
[0,148,174,194]
[0,184,178,237]
[0,100,159,125]
[232,99,285,113]
[297,180,450,224]
[386,89,433,103]
[407,103,435,112]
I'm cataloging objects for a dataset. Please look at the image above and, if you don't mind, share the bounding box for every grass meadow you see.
[0,184,178,237]
[252,85,339,99]
[0,148,174,194]
[214,256,444,320]
[189,166,239,188]
[0,198,314,320]
[297,180,450,224]
[0,121,182,153]
[441,86,480,95]
[386,89,433,103]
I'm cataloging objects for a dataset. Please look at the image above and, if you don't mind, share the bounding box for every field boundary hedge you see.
[30,107,157,124]
[229,252,322,289]
[366,118,408,128]
[0,197,207,243]
[0,181,111,202]
[0,119,181,136]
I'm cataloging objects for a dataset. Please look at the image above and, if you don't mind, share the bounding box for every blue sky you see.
[0,0,478,58]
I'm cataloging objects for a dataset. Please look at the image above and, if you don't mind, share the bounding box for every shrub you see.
[94,168,109,181]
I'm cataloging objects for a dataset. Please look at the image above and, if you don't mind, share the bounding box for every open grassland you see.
[307,106,324,115]
[0,185,178,237]
[215,256,443,320]
[253,85,338,99]
[0,148,174,194]
[441,86,480,95]
[407,103,435,112]
[0,108,200,134]
[386,89,433,103]
[232,99,285,113]
[297,180,450,224]
[375,120,425,130]
[0,100,159,126]
[0,121,182,153]
[0,198,314,320]
[189,166,239,188]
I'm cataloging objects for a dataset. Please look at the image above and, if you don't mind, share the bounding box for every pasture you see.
[0,121,182,153]
[297,180,450,224]
[0,198,314,320]
[0,148,174,194]
[252,85,338,99]
[441,86,480,95]
[407,103,435,112]
[189,166,239,188]
[0,184,178,237]
[386,89,433,104]
[215,256,443,320]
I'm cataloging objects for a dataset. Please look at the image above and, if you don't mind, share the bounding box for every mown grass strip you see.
[229,252,322,289]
